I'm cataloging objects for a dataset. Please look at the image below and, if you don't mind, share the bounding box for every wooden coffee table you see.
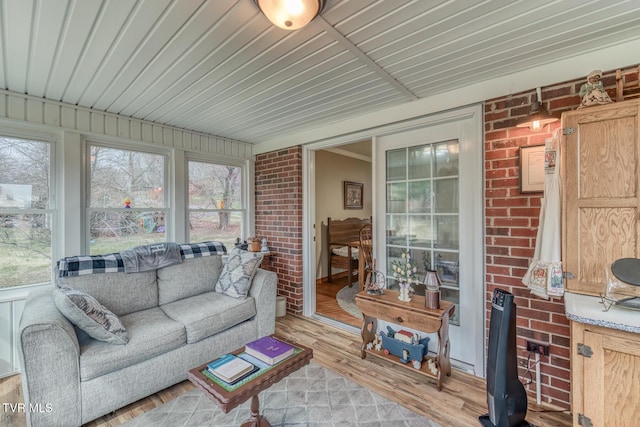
[188,335,313,427]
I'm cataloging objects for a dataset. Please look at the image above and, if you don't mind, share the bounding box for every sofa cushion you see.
[79,307,186,381]
[53,285,129,345]
[214,248,263,299]
[56,269,158,316]
[160,291,257,344]
[157,256,223,305]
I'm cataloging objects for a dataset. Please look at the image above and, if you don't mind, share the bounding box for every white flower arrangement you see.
[391,251,418,287]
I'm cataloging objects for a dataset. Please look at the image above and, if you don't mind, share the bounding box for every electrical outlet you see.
[526,340,549,356]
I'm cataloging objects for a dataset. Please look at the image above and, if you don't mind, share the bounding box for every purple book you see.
[244,336,295,365]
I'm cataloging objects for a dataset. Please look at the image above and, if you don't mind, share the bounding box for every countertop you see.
[565,291,640,333]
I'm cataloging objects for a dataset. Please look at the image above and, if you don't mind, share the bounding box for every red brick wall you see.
[254,146,304,314]
[254,65,638,408]
[484,66,636,408]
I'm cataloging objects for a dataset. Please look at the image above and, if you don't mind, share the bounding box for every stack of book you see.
[206,354,258,384]
[244,336,295,365]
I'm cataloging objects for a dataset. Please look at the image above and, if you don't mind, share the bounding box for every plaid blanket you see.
[57,241,227,277]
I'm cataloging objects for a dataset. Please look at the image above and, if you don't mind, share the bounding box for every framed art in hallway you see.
[344,181,363,209]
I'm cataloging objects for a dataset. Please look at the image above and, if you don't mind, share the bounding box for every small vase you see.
[398,282,411,302]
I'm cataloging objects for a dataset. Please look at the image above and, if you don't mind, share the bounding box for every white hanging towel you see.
[522,128,564,299]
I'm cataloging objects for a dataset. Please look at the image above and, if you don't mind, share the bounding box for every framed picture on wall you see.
[344,181,363,209]
[519,145,545,193]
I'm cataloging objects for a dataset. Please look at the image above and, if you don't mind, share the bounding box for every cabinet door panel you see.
[578,117,636,199]
[577,207,637,287]
[583,331,640,427]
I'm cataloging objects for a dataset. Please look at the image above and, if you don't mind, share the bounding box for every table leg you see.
[436,310,452,390]
[240,395,271,427]
[360,314,377,359]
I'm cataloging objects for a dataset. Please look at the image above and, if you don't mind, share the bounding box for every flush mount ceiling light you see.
[252,0,325,30]
[516,87,559,131]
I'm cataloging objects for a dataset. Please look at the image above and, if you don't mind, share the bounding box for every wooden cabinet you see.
[562,99,640,296]
[563,100,640,427]
[570,321,640,427]
[354,290,454,390]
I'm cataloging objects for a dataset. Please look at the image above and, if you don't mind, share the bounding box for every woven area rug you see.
[336,285,362,319]
[122,361,440,427]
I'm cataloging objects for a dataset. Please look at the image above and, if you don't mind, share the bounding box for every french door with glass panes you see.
[375,113,483,373]
[386,141,460,314]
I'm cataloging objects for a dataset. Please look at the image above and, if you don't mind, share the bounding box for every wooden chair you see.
[359,223,373,291]
[327,217,370,287]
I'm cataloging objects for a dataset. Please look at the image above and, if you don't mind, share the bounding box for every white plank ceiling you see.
[1,0,639,145]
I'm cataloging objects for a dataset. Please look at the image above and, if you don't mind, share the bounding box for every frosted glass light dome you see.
[253,0,324,30]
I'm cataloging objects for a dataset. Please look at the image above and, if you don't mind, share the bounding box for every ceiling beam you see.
[314,16,419,102]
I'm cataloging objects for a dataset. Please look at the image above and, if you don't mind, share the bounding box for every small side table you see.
[355,290,455,391]
[258,251,275,270]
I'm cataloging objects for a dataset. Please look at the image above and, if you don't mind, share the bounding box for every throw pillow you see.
[53,285,129,345]
[214,248,263,299]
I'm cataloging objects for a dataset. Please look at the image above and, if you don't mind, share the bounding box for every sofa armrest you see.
[18,288,82,427]
[248,268,277,337]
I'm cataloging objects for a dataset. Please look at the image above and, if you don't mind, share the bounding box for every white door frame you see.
[302,104,485,375]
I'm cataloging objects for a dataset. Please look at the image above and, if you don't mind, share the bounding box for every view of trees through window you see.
[88,145,167,254]
[188,160,243,249]
[0,137,53,288]
[0,139,245,288]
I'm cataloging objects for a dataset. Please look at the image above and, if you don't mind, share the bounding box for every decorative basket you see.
[247,240,261,252]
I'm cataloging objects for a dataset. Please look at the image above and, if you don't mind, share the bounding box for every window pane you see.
[187,160,243,245]
[408,180,431,213]
[434,178,458,213]
[386,149,406,181]
[435,251,459,286]
[441,287,460,326]
[435,216,459,250]
[386,183,406,213]
[409,248,432,279]
[189,212,241,249]
[0,136,52,289]
[0,213,52,288]
[435,141,459,177]
[386,214,407,246]
[408,145,431,179]
[89,146,165,208]
[89,210,167,254]
[189,162,241,209]
[409,214,432,247]
[0,138,50,209]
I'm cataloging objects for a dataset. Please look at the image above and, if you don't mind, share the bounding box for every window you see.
[87,144,168,254]
[0,136,54,288]
[188,160,243,248]
[385,140,460,324]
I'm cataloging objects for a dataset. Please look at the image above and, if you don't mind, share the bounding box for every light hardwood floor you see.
[0,310,572,426]
[314,277,362,328]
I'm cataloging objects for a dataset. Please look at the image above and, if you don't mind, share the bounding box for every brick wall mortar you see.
[484,65,639,408]
[255,146,304,314]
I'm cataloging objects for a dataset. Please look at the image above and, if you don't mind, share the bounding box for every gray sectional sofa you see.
[18,243,277,427]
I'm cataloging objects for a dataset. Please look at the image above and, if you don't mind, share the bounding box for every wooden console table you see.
[355,290,455,391]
